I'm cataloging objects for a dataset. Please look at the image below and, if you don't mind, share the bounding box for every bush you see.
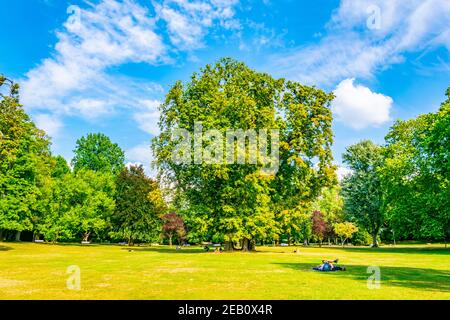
[351,228,372,246]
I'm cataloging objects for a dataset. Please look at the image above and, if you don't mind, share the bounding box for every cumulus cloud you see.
[332,78,393,129]
[269,0,450,86]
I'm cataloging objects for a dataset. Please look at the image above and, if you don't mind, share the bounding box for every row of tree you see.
[1,59,448,248]
[0,75,178,244]
[340,93,449,247]
[305,89,449,248]
[151,59,449,248]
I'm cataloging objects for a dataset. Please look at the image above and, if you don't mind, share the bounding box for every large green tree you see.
[0,76,52,241]
[72,133,125,175]
[52,155,70,178]
[423,88,450,244]
[34,169,115,242]
[382,88,449,244]
[152,58,336,251]
[341,140,384,247]
[112,165,166,245]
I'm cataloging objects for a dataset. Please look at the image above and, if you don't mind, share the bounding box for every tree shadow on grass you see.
[28,242,107,248]
[323,246,450,255]
[254,248,303,254]
[133,247,292,254]
[273,262,450,292]
[0,245,13,251]
[121,247,207,254]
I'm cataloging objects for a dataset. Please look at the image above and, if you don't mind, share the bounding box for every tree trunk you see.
[82,232,90,242]
[242,238,255,252]
[169,236,173,247]
[0,229,4,242]
[371,232,379,247]
[15,231,21,242]
[327,237,331,246]
[224,241,233,251]
[242,238,250,252]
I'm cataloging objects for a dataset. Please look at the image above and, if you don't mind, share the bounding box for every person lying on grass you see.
[313,259,346,271]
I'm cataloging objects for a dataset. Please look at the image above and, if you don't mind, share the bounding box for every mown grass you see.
[0,242,449,299]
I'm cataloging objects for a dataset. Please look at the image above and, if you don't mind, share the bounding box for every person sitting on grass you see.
[313,259,346,271]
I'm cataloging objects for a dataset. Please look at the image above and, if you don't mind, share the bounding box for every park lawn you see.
[0,242,449,300]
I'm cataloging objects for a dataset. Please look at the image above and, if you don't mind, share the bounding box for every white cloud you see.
[332,78,393,129]
[126,143,155,177]
[20,0,242,139]
[133,99,161,135]
[158,6,204,48]
[154,0,240,50]
[71,98,113,119]
[268,0,450,87]
[21,0,166,120]
[33,113,63,137]
[238,20,286,52]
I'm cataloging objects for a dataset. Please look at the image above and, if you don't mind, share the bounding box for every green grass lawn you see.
[0,242,449,299]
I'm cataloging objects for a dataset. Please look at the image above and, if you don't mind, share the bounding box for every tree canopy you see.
[112,165,166,245]
[152,58,336,250]
[0,76,52,239]
[72,133,125,175]
[381,88,449,243]
[0,70,447,248]
[341,140,384,247]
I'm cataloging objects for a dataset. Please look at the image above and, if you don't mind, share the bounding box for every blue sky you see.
[1,0,449,177]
